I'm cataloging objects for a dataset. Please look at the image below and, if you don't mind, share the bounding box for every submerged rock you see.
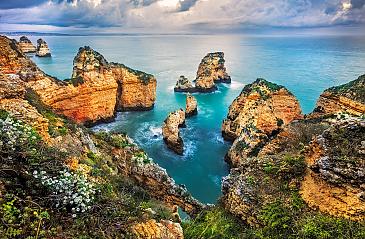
[0,36,156,125]
[185,93,197,117]
[312,74,365,117]
[18,36,36,53]
[162,109,186,155]
[36,38,51,57]
[195,52,231,92]
[222,78,303,167]
[174,75,196,93]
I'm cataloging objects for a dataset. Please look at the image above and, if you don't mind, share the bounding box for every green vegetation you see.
[0,111,174,238]
[183,206,246,239]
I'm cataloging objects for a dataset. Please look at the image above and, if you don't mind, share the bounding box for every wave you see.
[228,80,245,90]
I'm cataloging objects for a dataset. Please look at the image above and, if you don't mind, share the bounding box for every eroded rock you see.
[18,36,36,53]
[36,38,51,57]
[222,78,302,167]
[131,219,184,239]
[174,75,195,93]
[162,109,186,155]
[185,94,197,117]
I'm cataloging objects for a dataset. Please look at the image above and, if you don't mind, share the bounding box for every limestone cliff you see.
[35,38,51,57]
[0,36,156,125]
[300,117,365,221]
[195,52,231,92]
[312,75,365,117]
[222,78,302,167]
[162,109,186,155]
[185,93,197,117]
[18,36,36,53]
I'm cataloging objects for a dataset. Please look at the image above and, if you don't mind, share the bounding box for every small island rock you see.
[162,109,186,155]
[36,38,51,57]
[174,75,196,93]
[186,93,198,117]
[18,36,36,53]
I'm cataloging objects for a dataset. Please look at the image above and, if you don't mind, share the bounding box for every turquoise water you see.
[22,35,365,204]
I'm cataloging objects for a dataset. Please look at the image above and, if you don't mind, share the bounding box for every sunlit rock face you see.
[222,78,303,167]
[18,36,36,53]
[195,52,231,92]
[0,36,156,125]
[185,93,197,117]
[131,219,184,239]
[36,39,51,57]
[312,74,365,117]
[162,109,186,155]
[300,117,365,221]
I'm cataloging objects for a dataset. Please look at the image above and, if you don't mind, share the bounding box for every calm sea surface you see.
[21,34,365,203]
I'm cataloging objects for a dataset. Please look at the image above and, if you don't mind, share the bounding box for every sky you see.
[0,0,364,34]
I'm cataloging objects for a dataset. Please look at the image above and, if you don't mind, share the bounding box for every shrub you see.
[33,169,96,217]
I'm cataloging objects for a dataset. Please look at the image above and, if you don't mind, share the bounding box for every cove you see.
[28,34,365,203]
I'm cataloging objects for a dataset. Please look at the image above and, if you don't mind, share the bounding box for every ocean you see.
[21,34,365,203]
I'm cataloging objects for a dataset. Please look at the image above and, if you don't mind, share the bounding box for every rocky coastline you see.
[1,33,365,238]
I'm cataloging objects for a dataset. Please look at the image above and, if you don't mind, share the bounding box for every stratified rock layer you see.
[222,78,303,167]
[195,52,231,92]
[185,94,197,117]
[36,38,51,57]
[18,36,36,53]
[312,75,365,117]
[0,36,156,125]
[162,109,186,155]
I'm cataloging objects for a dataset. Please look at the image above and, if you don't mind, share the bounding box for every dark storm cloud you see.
[351,0,365,9]
[179,0,198,11]
[0,0,49,9]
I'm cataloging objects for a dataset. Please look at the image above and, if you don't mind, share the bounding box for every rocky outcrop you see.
[312,75,365,117]
[300,117,365,221]
[174,75,196,93]
[110,63,156,111]
[173,52,231,93]
[131,219,184,239]
[0,36,156,125]
[185,94,197,117]
[162,109,186,155]
[36,38,51,57]
[222,78,303,167]
[18,36,36,53]
[195,52,231,92]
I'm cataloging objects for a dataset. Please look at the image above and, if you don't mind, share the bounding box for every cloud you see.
[0,0,364,33]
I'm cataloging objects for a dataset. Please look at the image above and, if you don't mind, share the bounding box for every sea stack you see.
[222,78,302,167]
[195,52,231,92]
[18,36,36,53]
[174,75,195,93]
[36,38,51,57]
[162,109,186,155]
[185,93,198,117]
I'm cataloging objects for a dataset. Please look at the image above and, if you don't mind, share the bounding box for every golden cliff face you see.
[110,63,156,111]
[312,75,365,117]
[300,118,365,221]
[18,36,36,53]
[222,78,302,167]
[0,36,156,125]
